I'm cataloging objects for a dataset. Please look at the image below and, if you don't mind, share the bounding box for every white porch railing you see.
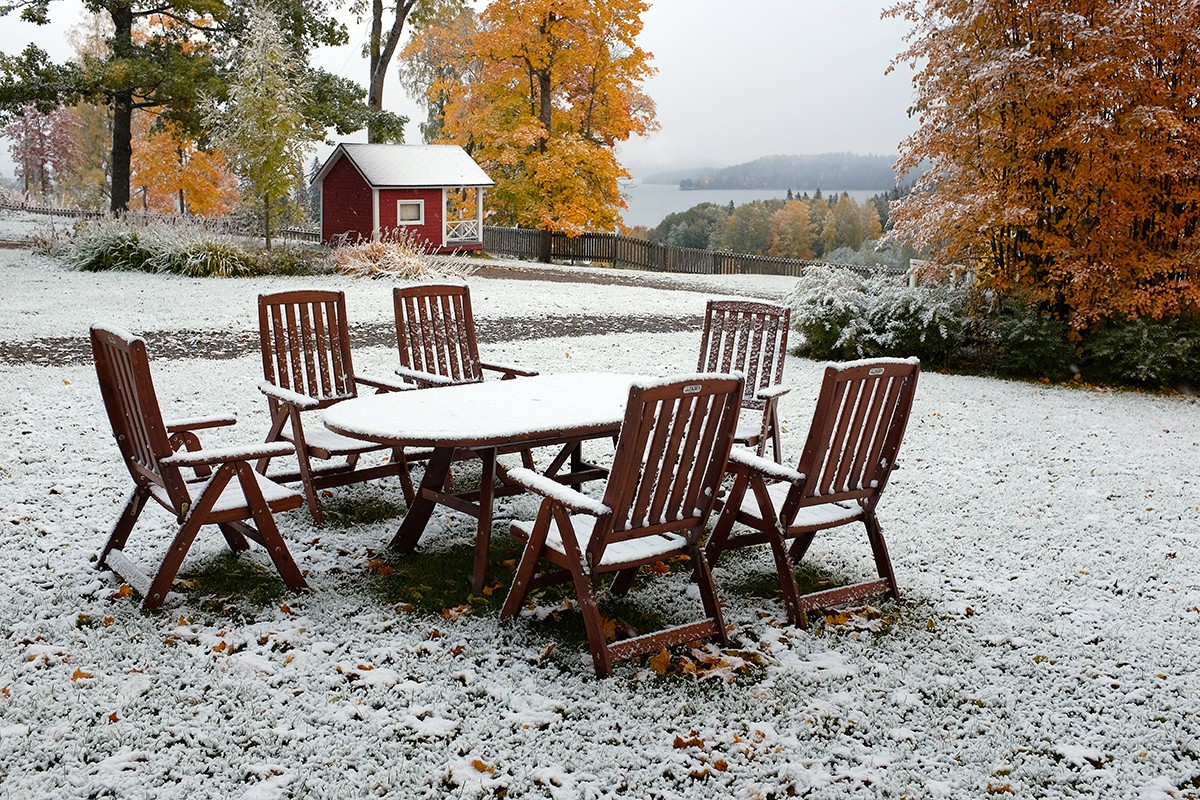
[446,218,481,242]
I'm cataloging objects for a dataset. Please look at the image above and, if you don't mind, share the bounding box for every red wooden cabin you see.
[313,143,493,252]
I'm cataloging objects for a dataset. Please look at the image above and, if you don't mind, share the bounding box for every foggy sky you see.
[1,0,917,180]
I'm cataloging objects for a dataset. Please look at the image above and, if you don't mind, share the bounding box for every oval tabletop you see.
[323,372,643,448]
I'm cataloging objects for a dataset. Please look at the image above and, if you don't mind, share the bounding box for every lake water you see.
[620,182,883,229]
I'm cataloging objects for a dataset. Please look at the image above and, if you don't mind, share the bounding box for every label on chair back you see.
[869,367,885,376]
[683,384,701,394]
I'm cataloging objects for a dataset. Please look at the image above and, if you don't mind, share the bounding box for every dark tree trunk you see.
[366,0,416,143]
[109,1,134,214]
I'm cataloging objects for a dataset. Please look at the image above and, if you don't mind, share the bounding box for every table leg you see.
[473,447,497,592]
[389,446,454,552]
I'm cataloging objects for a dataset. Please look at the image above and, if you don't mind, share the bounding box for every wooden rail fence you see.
[482,226,902,278]
[1,202,899,278]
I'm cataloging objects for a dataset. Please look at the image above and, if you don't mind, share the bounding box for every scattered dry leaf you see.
[649,648,672,676]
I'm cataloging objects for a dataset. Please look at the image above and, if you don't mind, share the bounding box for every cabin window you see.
[396,200,424,224]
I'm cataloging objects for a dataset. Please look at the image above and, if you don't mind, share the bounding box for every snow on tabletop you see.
[1,244,1200,798]
[324,372,643,446]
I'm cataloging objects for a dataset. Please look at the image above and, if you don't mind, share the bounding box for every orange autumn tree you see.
[887,0,1200,329]
[130,112,238,215]
[420,0,657,235]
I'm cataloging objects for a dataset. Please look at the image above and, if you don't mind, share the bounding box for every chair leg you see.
[501,513,555,621]
[788,531,816,563]
[256,408,289,474]
[863,512,900,600]
[767,526,807,627]
[391,448,416,504]
[99,487,149,568]
[689,545,728,646]
[141,466,238,609]
[571,563,612,678]
[609,567,638,597]
[283,409,326,525]
[218,524,251,552]
[235,463,308,592]
[704,472,748,564]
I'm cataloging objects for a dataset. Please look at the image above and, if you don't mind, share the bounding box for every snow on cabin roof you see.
[317,143,494,188]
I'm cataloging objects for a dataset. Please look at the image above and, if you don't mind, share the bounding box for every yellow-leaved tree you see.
[130,113,238,216]
[410,0,657,236]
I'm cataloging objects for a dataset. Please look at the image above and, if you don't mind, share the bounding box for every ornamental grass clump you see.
[61,218,156,273]
[60,217,326,277]
[329,228,470,280]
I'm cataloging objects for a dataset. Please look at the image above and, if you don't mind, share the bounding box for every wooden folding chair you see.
[501,374,744,678]
[706,358,920,627]
[698,298,792,463]
[257,289,416,524]
[393,283,537,388]
[91,324,308,610]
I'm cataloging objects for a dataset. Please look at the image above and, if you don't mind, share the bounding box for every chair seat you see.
[737,481,863,530]
[151,470,303,516]
[513,515,687,569]
[287,413,388,456]
[734,419,763,443]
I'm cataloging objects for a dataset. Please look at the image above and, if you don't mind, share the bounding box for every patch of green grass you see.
[173,552,291,621]
[716,547,839,601]
[361,531,521,615]
[319,492,406,528]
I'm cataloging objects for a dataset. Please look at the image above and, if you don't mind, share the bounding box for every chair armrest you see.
[481,362,539,379]
[727,448,806,484]
[394,366,460,388]
[164,413,237,433]
[753,384,792,401]
[505,467,611,516]
[258,381,321,410]
[162,441,295,468]
[355,372,416,393]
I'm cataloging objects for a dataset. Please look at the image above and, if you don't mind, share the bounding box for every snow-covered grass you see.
[2,211,1200,798]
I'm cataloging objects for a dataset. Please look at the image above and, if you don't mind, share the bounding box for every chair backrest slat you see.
[595,376,742,563]
[698,299,790,410]
[789,360,919,513]
[259,290,358,408]
[394,284,483,384]
[91,325,191,509]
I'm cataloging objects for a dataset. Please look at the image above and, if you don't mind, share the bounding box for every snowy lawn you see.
[1,224,1199,798]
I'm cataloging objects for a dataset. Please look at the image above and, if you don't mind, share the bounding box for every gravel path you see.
[0,245,795,365]
[0,312,704,366]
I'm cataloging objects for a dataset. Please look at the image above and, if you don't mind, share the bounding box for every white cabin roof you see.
[315,143,493,188]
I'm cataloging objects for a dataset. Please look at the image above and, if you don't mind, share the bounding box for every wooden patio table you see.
[323,372,641,590]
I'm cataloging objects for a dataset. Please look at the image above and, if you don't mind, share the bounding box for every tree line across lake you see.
[634,188,916,268]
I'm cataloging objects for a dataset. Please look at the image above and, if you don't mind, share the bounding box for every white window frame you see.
[396,199,425,225]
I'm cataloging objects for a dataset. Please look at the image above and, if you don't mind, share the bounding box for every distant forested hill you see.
[644,153,900,190]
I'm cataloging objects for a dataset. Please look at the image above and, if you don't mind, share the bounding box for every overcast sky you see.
[2,0,917,180]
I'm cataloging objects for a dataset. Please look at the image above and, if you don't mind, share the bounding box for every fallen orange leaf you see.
[71,668,92,682]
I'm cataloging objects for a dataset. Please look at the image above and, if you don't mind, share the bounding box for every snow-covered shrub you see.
[1081,316,1200,389]
[787,266,969,364]
[981,294,1077,381]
